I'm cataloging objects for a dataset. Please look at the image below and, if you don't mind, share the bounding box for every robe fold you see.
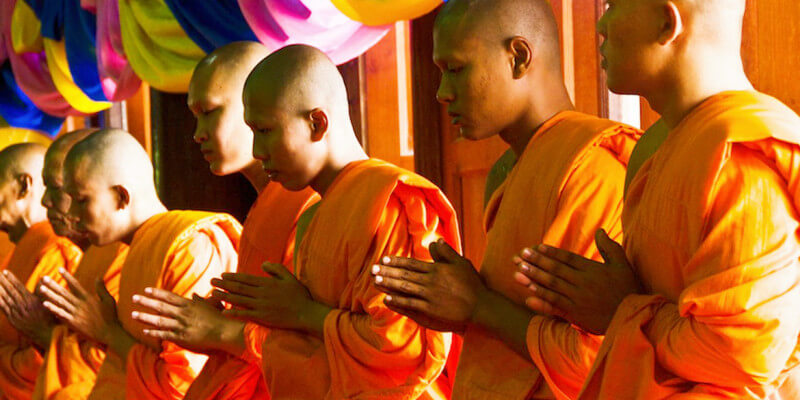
[258,159,461,399]
[184,184,319,400]
[453,111,640,400]
[87,211,241,400]
[579,91,800,399]
[0,221,82,400]
[32,242,129,400]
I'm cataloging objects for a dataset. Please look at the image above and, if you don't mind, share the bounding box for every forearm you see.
[298,301,333,339]
[106,326,138,361]
[215,319,248,356]
[29,325,54,353]
[471,288,534,359]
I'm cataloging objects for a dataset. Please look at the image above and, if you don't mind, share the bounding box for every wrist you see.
[468,283,493,331]
[216,318,247,356]
[298,300,332,338]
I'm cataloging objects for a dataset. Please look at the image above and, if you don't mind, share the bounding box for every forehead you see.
[433,14,492,59]
[188,68,232,106]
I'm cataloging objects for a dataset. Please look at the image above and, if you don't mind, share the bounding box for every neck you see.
[499,77,575,157]
[310,129,369,196]
[119,199,168,245]
[645,50,753,129]
[241,161,270,192]
[8,206,47,243]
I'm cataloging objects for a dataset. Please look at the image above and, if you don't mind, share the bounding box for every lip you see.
[447,112,463,126]
[262,168,280,180]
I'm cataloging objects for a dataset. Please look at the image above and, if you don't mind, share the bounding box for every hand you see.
[374,239,485,333]
[513,229,642,334]
[211,263,332,337]
[39,269,125,347]
[132,288,245,355]
[0,270,56,351]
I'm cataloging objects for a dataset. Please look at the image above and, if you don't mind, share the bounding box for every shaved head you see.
[243,44,366,193]
[42,129,97,244]
[437,0,562,71]
[63,129,165,246]
[189,41,272,179]
[0,143,48,241]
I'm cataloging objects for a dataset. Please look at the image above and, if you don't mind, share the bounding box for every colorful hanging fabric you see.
[0,116,53,147]
[88,0,141,102]
[163,0,259,53]
[118,0,206,93]
[331,0,443,26]
[0,61,64,136]
[237,0,390,65]
[3,0,77,117]
[43,37,111,114]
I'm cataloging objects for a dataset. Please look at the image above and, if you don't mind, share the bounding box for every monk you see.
[0,143,82,400]
[31,129,131,400]
[131,41,318,400]
[516,0,800,398]
[38,129,241,400]
[371,1,639,399]
[208,44,461,399]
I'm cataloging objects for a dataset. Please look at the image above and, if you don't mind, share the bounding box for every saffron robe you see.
[453,111,640,400]
[579,91,800,399]
[184,184,319,400]
[259,159,461,399]
[32,242,129,400]
[0,221,82,400]
[87,211,240,400]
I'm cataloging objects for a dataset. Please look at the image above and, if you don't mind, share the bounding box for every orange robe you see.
[0,221,82,400]
[87,211,241,400]
[0,232,15,269]
[579,91,800,399]
[184,184,319,400]
[258,159,461,399]
[32,242,129,400]
[453,111,640,400]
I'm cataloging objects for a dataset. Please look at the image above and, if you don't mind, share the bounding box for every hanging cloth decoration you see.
[331,0,443,26]
[118,0,206,93]
[0,115,53,147]
[0,62,64,136]
[84,0,142,102]
[3,0,77,117]
[237,0,390,65]
[163,0,259,53]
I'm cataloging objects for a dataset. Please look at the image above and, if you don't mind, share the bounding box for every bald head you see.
[190,41,271,104]
[437,0,562,71]
[42,129,97,244]
[63,129,165,246]
[0,143,48,241]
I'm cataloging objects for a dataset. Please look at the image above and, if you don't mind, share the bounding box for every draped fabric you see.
[91,0,141,101]
[163,0,259,53]
[0,62,63,136]
[237,0,390,64]
[332,0,442,26]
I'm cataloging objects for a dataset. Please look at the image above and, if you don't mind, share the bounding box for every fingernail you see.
[144,287,153,295]
[131,311,139,318]
[371,265,380,275]
[529,284,537,292]
[2,270,7,276]
[375,275,383,284]
[132,295,140,302]
[520,264,530,272]
[59,267,66,274]
[381,256,391,264]
[521,248,532,257]
[42,276,51,283]
[537,244,548,252]
[385,295,393,302]
[512,256,522,264]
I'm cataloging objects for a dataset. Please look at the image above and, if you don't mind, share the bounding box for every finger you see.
[38,283,79,314]
[518,250,581,286]
[431,239,462,263]
[378,256,432,273]
[594,229,627,265]
[193,293,223,310]
[211,279,267,298]
[373,275,428,298]
[95,280,114,304]
[382,293,429,314]
[515,261,576,299]
[261,263,291,279]
[512,270,533,287]
[42,301,75,323]
[221,309,260,321]
[0,294,12,316]
[371,264,428,285]
[2,270,30,299]
[131,311,183,330]
[428,240,447,263]
[524,296,568,319]
[141,288,189,307]
[529,244,596,272]
[217,272,271,287]
[516,275,573,311]
[60,268,90,300]
[132,294,182,317]
[0,272,25,304]
[384,302,433,325]
[211,290,258,309]
[142,329,184,342]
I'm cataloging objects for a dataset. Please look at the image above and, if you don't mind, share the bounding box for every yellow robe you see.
[453,111,640,400]
[580,91,800,399]
[87,211,241,400]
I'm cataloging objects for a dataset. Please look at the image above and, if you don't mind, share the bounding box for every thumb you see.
[432,239,462,263]
[95,279,115,307]
[594,229,626,266]
[261,262,290,279]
